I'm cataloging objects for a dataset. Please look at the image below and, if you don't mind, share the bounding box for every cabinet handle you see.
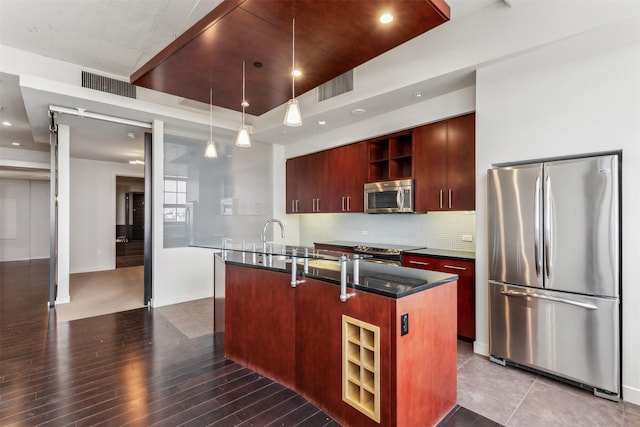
[341,196,346,212]
[312,198,316,212]
[439,189,443,209]
[347,196,351,211]
[409,260,429,266]
[316,198,320,212]
[444,264,466,271]
[291,200,295,212]
[448,188,452,209]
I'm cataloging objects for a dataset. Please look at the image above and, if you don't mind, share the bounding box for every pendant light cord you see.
[209,88,213,140]
[242,61,246,125]
[291,18,295,99]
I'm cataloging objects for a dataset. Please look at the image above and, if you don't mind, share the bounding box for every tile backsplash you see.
[299,211,476,252]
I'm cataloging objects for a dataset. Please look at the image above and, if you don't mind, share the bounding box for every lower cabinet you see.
[224,264,457,427]
[224,266,297,388]
[402,254,476,340]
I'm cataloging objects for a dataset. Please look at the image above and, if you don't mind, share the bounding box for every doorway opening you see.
[116,176,145,268]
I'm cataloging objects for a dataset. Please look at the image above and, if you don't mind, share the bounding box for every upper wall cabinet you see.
[286,113,475,214]
[286,142,367,214]
[414,113,476,211]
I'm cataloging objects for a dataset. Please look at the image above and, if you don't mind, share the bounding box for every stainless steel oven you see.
[364,179,414,213]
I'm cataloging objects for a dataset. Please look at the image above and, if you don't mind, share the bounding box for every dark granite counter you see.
[403,247,476,261]
[219,250,457,299]
[315,240,475,261]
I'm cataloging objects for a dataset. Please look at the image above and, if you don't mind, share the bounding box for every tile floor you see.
[160,298,640,427]
[456,341,639,426]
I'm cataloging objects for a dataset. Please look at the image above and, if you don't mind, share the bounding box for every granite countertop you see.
[402,248,476,261]
[315,240,475,261]
[220,251,458,299]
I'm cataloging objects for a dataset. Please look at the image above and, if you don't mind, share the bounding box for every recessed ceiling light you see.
[2,121,12,126]
[11,142,21,146]
[292,70,302,77]
[351,108,366,116]
[318,120,326,126]
[414,91,424,98]
[379,13,393,24]
[127,132,136,139]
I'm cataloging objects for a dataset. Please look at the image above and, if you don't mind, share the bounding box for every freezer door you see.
[544,155,619,297]
[488,163,544,287]
[489,282,620,394]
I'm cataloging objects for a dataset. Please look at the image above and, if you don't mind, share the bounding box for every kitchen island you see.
[209,246,458,427]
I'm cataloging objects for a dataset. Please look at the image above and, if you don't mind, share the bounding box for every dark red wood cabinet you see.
[414,113,476,211]
[402,254,476,340]
[286,142,367,213]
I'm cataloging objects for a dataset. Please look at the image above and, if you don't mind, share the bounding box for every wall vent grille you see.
[318,70,353,102]
[81,71,137,99]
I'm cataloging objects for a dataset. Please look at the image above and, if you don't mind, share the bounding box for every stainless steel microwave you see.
[364,179,415,213]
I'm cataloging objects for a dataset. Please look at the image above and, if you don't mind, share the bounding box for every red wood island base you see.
[224,263,457,427]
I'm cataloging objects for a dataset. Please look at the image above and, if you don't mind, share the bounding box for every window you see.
[164,176,187,222]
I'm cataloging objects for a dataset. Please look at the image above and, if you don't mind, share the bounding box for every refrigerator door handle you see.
[534,175,542,278]
[500,290,597,310]
[544,174,553,280]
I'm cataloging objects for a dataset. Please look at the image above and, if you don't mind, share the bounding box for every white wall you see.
[0,179,49,262]
[475,15,640,403]
[29,180,50,259]
[69,158,143,273]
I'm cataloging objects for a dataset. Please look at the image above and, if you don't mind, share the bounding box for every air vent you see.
[318,70,353,102]
[81,71,137,99]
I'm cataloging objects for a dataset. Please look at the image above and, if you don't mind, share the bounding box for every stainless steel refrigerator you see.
[487,154,621,400]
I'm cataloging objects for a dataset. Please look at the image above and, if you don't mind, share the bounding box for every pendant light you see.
[235,61,251,147]
[284,18,302,127]
[204,88,218,158]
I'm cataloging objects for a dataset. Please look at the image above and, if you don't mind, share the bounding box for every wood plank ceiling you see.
[131,0,450,116]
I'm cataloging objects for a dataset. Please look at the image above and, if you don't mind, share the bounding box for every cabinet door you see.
[446,113,475,210]
[402,254,475,340]
[333,142,367,212]
[295,154,317,213]
[313,150,334,212]
[413,121,447,211]
[286,158,298,213]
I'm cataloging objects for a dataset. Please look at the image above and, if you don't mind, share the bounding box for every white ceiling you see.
[0,0,500,174]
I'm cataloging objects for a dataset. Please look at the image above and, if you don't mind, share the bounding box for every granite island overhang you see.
[195,244,459,426]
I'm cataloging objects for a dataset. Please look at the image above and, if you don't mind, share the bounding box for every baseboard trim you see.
[623,384,640,405]
[473,341,489,356]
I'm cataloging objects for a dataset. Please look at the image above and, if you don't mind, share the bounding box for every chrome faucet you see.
[261,218,285,244]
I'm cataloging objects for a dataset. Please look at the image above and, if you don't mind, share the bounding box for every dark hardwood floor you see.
[0,259,495,426]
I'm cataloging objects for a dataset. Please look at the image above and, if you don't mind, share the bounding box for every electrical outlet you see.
[462,234,473,242]
[401,313,409,336]
[361,230,369,236]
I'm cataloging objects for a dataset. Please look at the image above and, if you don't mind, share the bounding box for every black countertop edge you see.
[402,248,476,261]
[315,241,475,261]
[221,254,458,299]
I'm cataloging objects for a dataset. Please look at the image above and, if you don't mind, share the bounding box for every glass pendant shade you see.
[204,140,217,158]
[235,61,252,147]
[284,99,302,127]
[284,19,302,127]
[204,88,218,158]
[235,125,251,147]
